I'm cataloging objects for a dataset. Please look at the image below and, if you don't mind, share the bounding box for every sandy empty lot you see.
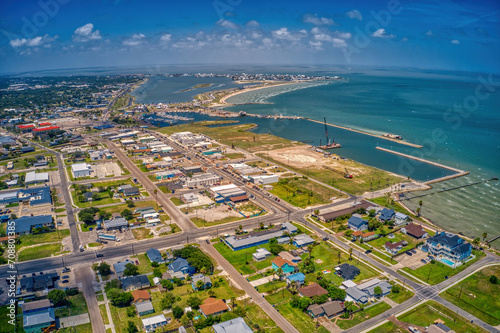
[91,162,123,178]
[191,204,241,222]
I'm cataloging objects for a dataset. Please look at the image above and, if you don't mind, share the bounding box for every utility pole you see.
[458,283,464,300]
[132,243,134,256]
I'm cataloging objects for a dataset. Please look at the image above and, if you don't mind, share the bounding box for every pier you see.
[375,147,468,184]
[486,234,500,245]
[400,177,498,201]
[307,118,423,148]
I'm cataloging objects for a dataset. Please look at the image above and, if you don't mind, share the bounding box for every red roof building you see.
[38,122,52,126]
[33,126,60,132]
[17,124,35,129]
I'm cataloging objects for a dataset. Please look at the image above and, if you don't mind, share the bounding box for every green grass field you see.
[191,215,244,228]
[170,197,183,206]
[386,283,414,304]
[18,243,63,261]
[54,293,88,318]
[17,229,70,247]
[337,301,392,329]
[269,178,344,208]
[276,302,329,333]
[213,241,275,275]
[400,250,485,285]
[367,321,404,333]
[71,190,121,208]
[368,231,418,255]
[224,153,245,159]
[397,300,487,333]
[440,265,500,325]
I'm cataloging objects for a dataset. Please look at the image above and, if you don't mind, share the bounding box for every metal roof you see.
[212,317,253,333]
[23,308,55,327]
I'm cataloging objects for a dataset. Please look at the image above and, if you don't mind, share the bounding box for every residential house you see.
[286,273,306,286]
[191,274,212,290]
[146,248,165,264]
[142,314,168,332]
[131,290,151,305]
[299,283,328,298]
[252,248,271,261]
[82,192,94,202]
[357,278,392,298]
[347,216,368,231]
[307,301,344,319]
[113,260,134,278]
[272,257,298,276]
[22,299,55,333]
[123,186,140,197]
[278,251,301,263]
[19,273,58,293]
[71,163,91,178]
[394,212,410,226]
[212,317,253,333]
[199,298,229,317]
[384,241,407,255]
[293,234,315,248]
[168,258,195,275]
[136,301,154,316]
[426,323,456,333]
[379,208,395,222]
[402,223,429,239]
[424,231,472,264]
[336,263,361,281]
[14,215,54,236]
[361,231,378,242]
[121,275,150,292]
[345,286,369,304]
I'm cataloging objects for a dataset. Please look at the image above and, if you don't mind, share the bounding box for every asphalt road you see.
[76,266,105,333]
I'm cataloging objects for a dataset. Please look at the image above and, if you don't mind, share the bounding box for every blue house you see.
[168,258,195,275]
[424,231,472,265]
[347,216,368,231]
[286,272,306,285]
[146,248,165,264]
[293,234,315,247]
[14,215,53,235]
[379,208,395,222]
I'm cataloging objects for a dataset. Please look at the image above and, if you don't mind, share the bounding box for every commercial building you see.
[25,172,49,185]
[249,174,279,185]
[14,215,53,235]
[182,172,221,188]
[0,187,52,207]
[223,222,297,251]
[103,217,128,231]
[71,163,91,178]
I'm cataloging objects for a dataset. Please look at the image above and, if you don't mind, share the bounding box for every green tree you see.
[172,305,183,319]
[391,285,400,293]
[151,261,159,268]
[126,306,136,317]
[153,268,162,278]
[92,192,100,201]
[482,232,488,242]
[121,209,134,221]
[161,279,174,291]
[187,296,203,309]
[374,286,382,297]
[298,297,311,310]
[48,289,66,306]
[96,262,111,276]
[123,263,139,276]
[125,321,138,333]
[196,280,205,290]
[160,292,175,309]
[126,200,135,208]
[490,275,498,284]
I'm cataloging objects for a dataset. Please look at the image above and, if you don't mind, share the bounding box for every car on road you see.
[365,249,372,254]
[323,237,329,241]
[96,253,104,258]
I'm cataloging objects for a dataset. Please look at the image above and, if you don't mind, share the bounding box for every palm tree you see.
[276,268,284,281]
[472,238,480,249]
[416,207,421,217]
[307,244,314,260]
[482,232,488,242]
[348,248,353,261]
[419,200,423,208]
[337,252,341,264]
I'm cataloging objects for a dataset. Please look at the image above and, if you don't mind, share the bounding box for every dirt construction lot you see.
[91,162,123,178]
[190,204,241,222]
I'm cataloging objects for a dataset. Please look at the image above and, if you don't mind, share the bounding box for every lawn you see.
[440,265,500,325]
[17,229,70,247]
[58,323,92,333]
[367,321,404,333]
[225,153,245,159]
[337,301,392,329]
[257,281,286,294]
[191,215,244,228]
[99,200,161,215]
[400,250,485,285]
[276,302,329,333]
[54,293,88,318]
[71,190,121,208]
[131,227,154,240]
[0,305,24,332]
[18,243,63,262]
[386,283,414,304]
[214,242,276,275]
[99,304,110,325]
[368,231,418,255]
[170,197,183,206]
[398,300,487,333]
[130,253,155,274]
[269,178,343,208]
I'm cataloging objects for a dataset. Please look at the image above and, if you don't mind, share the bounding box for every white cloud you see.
[9,34,57,48]
[160,34,172,42]
[73,23,102,42]
[303,13,335,26]
[217,19,239,30]
[451,39,460,44]
[400,37,408,42]
[372,28,395,38]
[425,30,433,36]
[346,10,363,21]
[272,28,307,41]
[246,20,260,28]
[333,31,352,39]
[123,33,146,46]
[310,28,348,48]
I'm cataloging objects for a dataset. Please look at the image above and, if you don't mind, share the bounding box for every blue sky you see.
[0,0,499,74]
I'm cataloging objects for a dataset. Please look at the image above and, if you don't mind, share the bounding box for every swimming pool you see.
[440,258,455,267]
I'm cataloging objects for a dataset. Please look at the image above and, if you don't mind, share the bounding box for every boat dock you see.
[375,147,468,184]
[307,118,423,148]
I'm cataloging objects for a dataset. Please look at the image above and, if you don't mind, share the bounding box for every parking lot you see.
[394,248,428,270]
[91,162,122,178]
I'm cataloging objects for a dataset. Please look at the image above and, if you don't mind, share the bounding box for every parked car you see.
[421,259,427,264]
[61,280,69,284]
[62,275,70,279]
[406,251,413,256]
[62,268,70,273]
[411,249,416,254]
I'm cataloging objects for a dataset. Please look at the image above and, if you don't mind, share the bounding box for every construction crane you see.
[344,168,353,179]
